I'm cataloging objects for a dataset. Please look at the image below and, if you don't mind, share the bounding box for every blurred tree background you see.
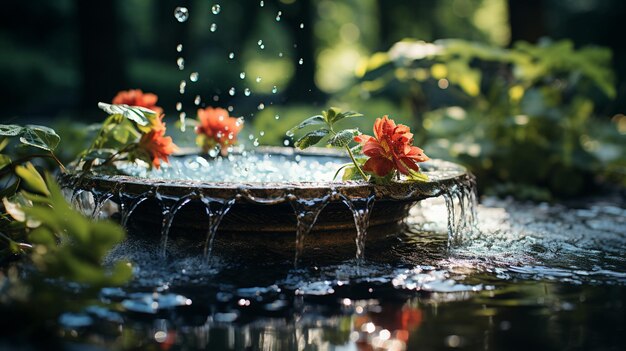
[0,0,624,198]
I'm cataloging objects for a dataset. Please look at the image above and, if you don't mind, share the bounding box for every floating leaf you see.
[19,125,60,151]
[294,129,330,149]
[329,129,360,147]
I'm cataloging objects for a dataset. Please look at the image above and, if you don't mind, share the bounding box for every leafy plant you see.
[355,39,624,198]
[288,107,367,180]
[288,108,430,183]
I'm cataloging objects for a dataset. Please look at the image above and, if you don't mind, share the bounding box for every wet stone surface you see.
[50,195,626,350]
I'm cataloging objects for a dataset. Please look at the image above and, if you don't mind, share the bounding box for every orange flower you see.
[195,107,243,154]
[354,116,429,177]
[112,89,163,116]
[138,116,177,169]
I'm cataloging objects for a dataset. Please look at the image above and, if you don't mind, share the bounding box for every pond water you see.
[45,195,625,350]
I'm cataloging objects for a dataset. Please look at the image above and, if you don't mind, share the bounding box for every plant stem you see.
[50,152,66,173]
[345,145,368,181]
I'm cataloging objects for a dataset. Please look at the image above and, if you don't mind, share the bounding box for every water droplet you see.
[179,112,187,132]
[278,52,284,57]
[190,72,199,82]
[260,44,265,50]
[176,44,183,52]
[272,86,278,94]
[283,139,290,146]
[260,1,264,7]
[298,58,304,65]
[239,72,246,79]
[275,11,282,21]
[213,95,220,102]
[259,131,265,136]
[257,40,263,46]
[257,103,265,110]
[300,23,304,29]
[244,88,251,96]
[227,105,234,112]
[228,52,235,59]
[177,57,185,70]
[210,23,217,32]
[179,80,187,94]
[253,139,260,147]
[274,114,280,120]
[176,102,182,111]
[256,76,262,83]
[228,87,236,96]
[174,7,189,23]
[194,95,201,105]
[211,4,221,15]
[248,134,254,140]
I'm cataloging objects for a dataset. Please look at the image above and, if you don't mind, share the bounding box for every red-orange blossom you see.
[354,116,429,177]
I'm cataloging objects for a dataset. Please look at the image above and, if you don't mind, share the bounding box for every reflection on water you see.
[48,197,626,349]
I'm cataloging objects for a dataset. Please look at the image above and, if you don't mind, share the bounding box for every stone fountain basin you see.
[60,147,471,234]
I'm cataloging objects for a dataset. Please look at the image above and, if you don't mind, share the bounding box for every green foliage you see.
[0,124,60,152]
[80,102,161,172]
[289,107,368,181]
[357,39,624,198]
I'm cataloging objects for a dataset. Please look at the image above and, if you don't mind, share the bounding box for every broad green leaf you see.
[286,115,326,136]
[328,110,363,125]
[0,125,22,136]
[19,125,60,151]
[15,162,50,196]
[111,120,135,144]
[97,102,153,126]
[294,129,330,149]
[329,129,360,147]
[28,227,56,247]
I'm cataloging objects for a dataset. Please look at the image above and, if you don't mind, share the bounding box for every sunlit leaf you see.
[15,162,49,196]
[97,102,153,126]
[286,115,326,136]
[328,109,363,125]
[329,129,360,147]
[19,125,60,151]
[294,129,329,149]
[0,125,22,136]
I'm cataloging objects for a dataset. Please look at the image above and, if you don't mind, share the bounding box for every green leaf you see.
[0,125,22,136]
[294,129,330,149]
[82,149,117,162]
[407,169,429,182]
[15,162,50,196]
[0,137,9,151]
[0,154,11,171]
[286,115,326,136]
[328,110,363,125]
[19,125,60,151]
[329,129,360,147]
[341,165,367,181]
[111,120,136,144]
[97,102,153,126]
[0,179,19,199]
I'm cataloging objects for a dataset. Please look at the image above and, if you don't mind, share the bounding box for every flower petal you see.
[363,157,395,177]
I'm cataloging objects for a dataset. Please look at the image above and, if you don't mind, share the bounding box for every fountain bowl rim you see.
[60,146,472,203]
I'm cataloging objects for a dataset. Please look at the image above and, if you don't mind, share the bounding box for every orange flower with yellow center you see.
[112,89,163,116]
[354,115,429,177]
[138,116,177,169]
[195,107,243,154]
